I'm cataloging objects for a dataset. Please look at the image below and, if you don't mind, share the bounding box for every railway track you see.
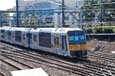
[2,50,102,76]
[0,53,34,76]
[0,41,115,76]
[2,55,33,69]
[0,43,93,76]
[0,62,12,76]
[89,52,115,65]
[0,72,5,76]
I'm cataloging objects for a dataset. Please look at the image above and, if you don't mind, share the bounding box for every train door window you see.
[33,33,37,45]
[12,32,14,40]
[54,35,60,49]
[23,33,26,43]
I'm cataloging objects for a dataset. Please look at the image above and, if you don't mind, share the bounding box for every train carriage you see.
[0,27,88,58]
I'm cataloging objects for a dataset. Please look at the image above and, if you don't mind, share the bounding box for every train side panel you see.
[0,27,88,58]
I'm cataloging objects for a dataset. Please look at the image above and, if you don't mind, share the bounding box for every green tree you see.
[81,0,115,24]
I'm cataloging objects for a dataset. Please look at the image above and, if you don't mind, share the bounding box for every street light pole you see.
[16,0,19,27]
[62,0,65,27]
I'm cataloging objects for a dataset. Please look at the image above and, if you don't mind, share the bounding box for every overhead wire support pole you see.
[16,0,19,27]
[62,0,65,27]
[100,0,103,26]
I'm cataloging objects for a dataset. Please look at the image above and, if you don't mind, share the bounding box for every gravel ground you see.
[0,39,115,76]
[87,39,115,53]
[0,55,78,76]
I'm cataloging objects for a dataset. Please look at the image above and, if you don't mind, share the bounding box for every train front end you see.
[67,31,88,58]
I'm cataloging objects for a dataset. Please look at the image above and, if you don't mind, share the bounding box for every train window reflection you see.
[79,35,86,43]
[68,31,86,44]
[69,36,74,40]
[75,36,79,41]
[80,35,85,40]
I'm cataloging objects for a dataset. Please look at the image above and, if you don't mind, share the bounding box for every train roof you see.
[30,28,82,33]
[0,27,83,33]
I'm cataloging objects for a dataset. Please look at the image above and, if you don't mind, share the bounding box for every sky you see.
[0,0,16,10]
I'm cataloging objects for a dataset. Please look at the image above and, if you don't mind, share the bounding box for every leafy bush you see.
[84,28,93,33]
[103,27,113,33]
[84,26,115,33]
[94,27,103,33]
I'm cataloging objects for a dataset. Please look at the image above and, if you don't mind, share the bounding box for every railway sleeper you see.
[3,53,100,76]
[85,63,115,74]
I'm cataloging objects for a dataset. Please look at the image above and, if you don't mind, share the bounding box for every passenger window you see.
[39,32,51,48]
[54,35,60,49]
[79,35,86,44]
[15,31,21,42]
[75,36,79,41]
[69,36,74,40]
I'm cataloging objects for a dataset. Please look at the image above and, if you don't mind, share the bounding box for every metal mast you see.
[100,0,102,26]
[16,0,19,27]
[62,0,65,27]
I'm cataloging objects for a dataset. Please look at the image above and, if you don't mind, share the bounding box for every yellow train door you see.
[12,32,14,40]
[54,35,60,49]
[33,33,37,45]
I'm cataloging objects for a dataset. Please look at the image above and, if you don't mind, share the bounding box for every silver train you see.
[0,27,88,58]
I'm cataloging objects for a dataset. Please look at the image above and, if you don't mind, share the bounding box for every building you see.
[27,1,61,10]
[18,0,83,11]
[17,0,85,28]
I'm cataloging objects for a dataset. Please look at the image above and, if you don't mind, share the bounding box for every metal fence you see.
[0,0,115,28]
